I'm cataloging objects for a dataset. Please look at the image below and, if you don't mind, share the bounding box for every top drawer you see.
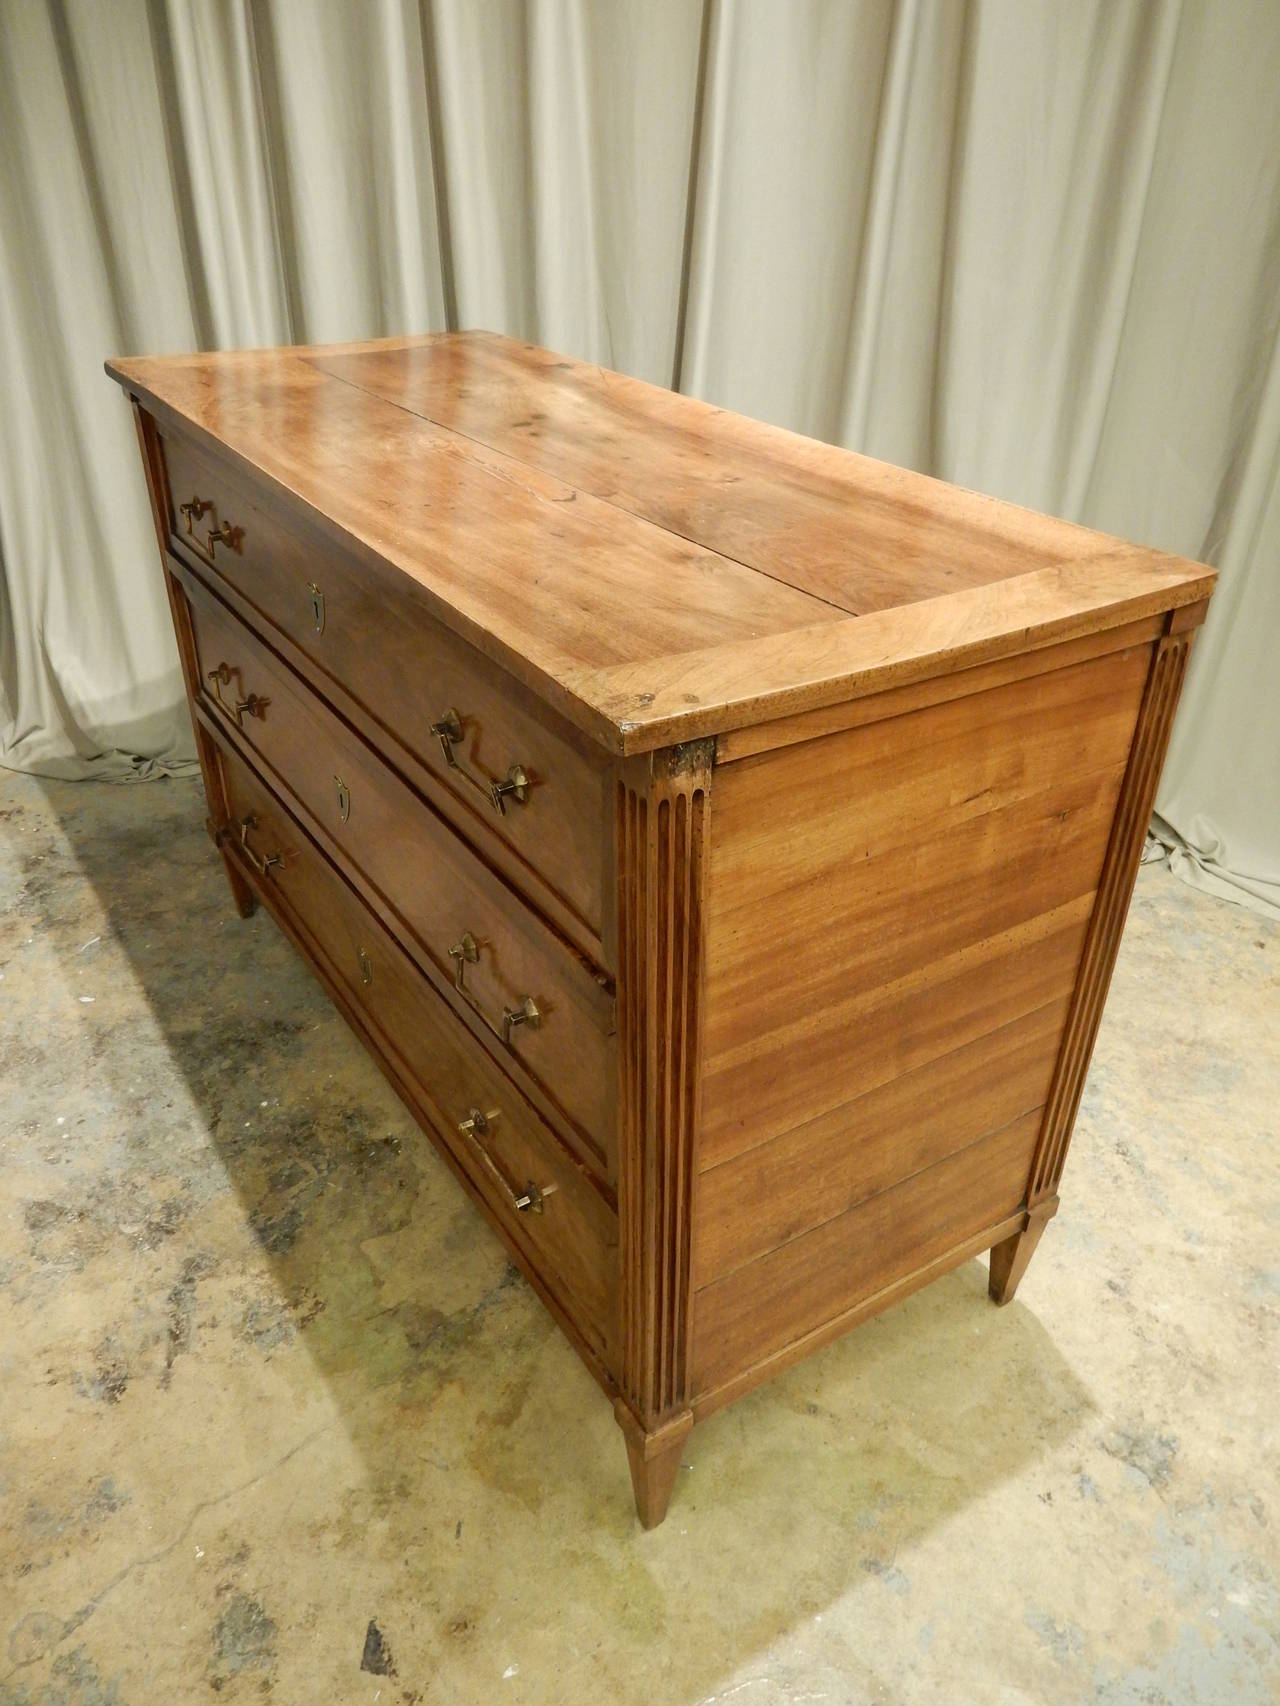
[160,425,609,948]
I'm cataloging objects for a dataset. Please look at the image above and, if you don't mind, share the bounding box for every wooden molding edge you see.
[110,372,1214,762]
[577,554,1215,754]
[713,614,1168,763]
[1025,622,1195,1207]
[615,739,714,1435]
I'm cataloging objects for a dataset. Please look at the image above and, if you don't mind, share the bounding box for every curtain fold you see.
[1,0,1276,907]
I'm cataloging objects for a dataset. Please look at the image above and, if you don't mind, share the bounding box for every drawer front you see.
[162,425,609,943]
[184,571,616,1183]
[213,735,617,1361]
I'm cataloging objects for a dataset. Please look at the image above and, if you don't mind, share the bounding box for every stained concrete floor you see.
[0,769,1277,1706]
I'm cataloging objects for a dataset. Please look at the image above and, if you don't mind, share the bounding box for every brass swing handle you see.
[447,931,540,1045]
[236,813,283,877]
[456,1108,556,1214]
[178,494,242,558]
[429,709,529,816]
[207,661,269,727]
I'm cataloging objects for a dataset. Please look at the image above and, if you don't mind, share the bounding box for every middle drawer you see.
[182,566,616,1182]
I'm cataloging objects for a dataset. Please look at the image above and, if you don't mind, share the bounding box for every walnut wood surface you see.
[312,335,1108,614]
[110,336,1215,1527]
[215,737,618,1360]
[693,1108,1044,1396]
[108,334,1213,754]
[613,742,712,1526]
[183,569,617,1184]
[700,644,1149,1173]
[988,1197,1059,1307]
[691,1207,1029,1422]
[687,636,1159,1401]
[613,1404,692,1533]
[711,613,1168,762]
[131,405,255,919]
[1024,627,1195,1211]
[163,423,613,943]
[695,997,1071,1288]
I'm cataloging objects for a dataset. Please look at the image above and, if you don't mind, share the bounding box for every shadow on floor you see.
[3,771,1098,1702]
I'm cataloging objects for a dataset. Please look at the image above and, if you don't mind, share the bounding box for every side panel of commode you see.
[690,630,1170,1410]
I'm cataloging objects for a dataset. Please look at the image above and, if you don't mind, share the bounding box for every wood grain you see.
[692,1207,1028,1420]
[214,734,619,1364]
[183,567,617,1183]
[692,1108,1044,1395]
[701,639,1151,1163]
[578,551,1213,750]
[1026,625,1196,1208]
[703,899,1092,1175]
[111,349,845,748]
[163,423,614,946]
[711,642,1151,887]
[108,337,1217,1526]
[708,765,1125,1041]
[713,615,1166,762]
[130,404,254,919]
[614,741,712,1524]
[308,334,1108,614]
[695,997,1070,1287]
[107,335,1214,754]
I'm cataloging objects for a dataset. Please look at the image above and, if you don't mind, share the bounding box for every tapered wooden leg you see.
[988,1197,1058,1305]
[615,1402,692,1529]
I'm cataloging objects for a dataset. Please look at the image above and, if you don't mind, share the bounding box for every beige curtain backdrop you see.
[1,0,1277,913]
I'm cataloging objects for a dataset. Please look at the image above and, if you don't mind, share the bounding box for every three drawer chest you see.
[107,332,1214,1527]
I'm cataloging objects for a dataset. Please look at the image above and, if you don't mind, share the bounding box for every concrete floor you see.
[0,769,1277,1706]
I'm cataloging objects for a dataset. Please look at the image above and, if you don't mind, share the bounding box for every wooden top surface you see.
[107,331,1214,753]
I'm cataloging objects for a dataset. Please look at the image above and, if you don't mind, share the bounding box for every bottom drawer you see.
[210,734,618,1368]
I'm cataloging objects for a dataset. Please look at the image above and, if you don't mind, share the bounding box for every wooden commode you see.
[107,332,1214,1527]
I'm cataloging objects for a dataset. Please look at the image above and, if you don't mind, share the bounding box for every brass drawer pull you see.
[357,946,373,986]
[205,520,242,557]
[448,930,479,987]
[308,581,325,633]
[236,813,282,877]
[207,661,268,727]
[179,496,212,534]
[447,931,541,1046]
[456,1108,556,1214]
[177,493,242,558]
[501,997,539,1043]
[429,707,530,816]
[491,768,530,813]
